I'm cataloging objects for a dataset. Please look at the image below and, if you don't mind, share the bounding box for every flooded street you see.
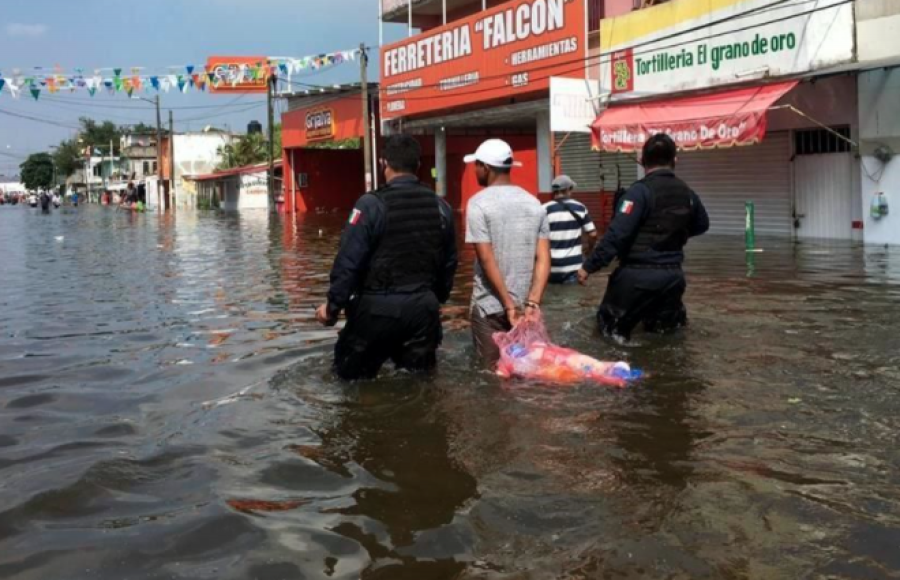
[2,205,900,579]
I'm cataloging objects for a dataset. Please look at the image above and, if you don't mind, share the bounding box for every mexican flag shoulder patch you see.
[620,200,635,215]
[348,208,362,225]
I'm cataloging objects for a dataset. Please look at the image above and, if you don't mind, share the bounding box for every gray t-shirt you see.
[465,185,550,316]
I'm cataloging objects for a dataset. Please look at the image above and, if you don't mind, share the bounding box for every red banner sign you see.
[381,0,586,120]
[206,56,270,94]
[592,112,768,152]
[591,81,798,152]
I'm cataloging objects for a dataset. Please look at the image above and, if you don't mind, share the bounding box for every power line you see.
[345,0,850,103]
[0,107,82,130]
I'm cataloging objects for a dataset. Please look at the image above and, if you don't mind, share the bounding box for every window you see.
[93,165,102,177]
[143,161,151,175]
[152,161,158,174]
[794,126,852,155]
[296,172,309,188]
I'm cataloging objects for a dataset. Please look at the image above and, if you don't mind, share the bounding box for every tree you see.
[52,139,83,178]
[216,125,282,171]
[20,153,55,191]
[52,117,127,179]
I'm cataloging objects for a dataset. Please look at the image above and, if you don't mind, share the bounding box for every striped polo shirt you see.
[542,198,596,279]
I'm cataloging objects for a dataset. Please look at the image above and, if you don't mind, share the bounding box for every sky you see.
[0,0,408,177]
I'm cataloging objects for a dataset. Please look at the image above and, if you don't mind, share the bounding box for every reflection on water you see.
[2,205,900,579]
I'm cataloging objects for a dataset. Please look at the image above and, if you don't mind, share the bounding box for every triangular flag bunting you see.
[88,87,97,97]
[114,77,123,91]
[176,75,187,93]
[114,68,122,77]
[30,87,40,100]
[150,76,160,90]
[186,65,194,75]
[0,79,6,93]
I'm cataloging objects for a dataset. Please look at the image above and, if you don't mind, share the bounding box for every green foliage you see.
[217,126,282,170]
[306,137,361,150]
[20,153,55,191]
[52,140,83,178]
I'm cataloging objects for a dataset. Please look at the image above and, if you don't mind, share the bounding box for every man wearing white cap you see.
[543,175,598,284]
[464,138,551,367]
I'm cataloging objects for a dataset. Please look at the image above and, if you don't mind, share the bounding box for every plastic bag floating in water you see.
[493,313,642,388]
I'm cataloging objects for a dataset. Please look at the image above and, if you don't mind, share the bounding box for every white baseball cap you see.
[463,139,522,168]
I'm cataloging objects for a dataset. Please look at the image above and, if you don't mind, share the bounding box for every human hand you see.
[315,304,336,327]
[505,306,522,327]
[524,301,541,322]
[577,268,590,286]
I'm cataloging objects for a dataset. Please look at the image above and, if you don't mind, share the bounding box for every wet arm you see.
[326,195,383,320]
[528,238,551,306]
[435,200,458,303]
[689,192,710,237]
[473,243,516,311]
[582,186,649,273]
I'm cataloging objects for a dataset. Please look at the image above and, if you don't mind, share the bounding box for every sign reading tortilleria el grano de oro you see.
[599,0,855,100]
[381,0,587,120]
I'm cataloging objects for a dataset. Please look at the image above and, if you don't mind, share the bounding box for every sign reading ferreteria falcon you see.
[381,0,587,121]
[599,0,855,99]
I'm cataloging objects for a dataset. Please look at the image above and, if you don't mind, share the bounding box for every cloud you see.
[5,23,48,38]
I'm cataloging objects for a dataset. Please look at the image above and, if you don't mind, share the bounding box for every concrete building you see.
[120,133,159,182]
[160,130,236,210]
[590,0,866,241]
[379,0,614,219]
[856,0,900,246]
[190,161,282,211]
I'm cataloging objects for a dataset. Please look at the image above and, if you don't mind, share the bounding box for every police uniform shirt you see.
[327,176,458,321]
[583,170,709,273]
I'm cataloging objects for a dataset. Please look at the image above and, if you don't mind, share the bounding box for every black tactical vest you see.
[363,179,445,293]
[628,170,694,256]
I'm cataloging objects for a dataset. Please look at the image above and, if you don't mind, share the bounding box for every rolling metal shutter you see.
[557,133,639,192]
[675,132,792,236]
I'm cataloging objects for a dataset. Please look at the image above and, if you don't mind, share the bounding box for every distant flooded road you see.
[2,205,900,579]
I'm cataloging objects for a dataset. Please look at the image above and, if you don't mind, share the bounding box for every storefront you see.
[190,161,281,211]
[380,0,592,211]
[281,85,373,213]
[591,0,860,240]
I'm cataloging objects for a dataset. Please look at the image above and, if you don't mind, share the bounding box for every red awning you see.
[591,81,798,153]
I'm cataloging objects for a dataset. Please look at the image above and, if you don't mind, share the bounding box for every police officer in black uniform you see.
[577,134,709,340]
[316,134,458,380]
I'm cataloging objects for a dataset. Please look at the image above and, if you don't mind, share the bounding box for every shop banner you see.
[550,76,600,133]
[599,0,855,101]
[594,112,767,152]
[283,96,366,148]
[206,56,271,94]
[591,81,796,152]
[381,0,587,120]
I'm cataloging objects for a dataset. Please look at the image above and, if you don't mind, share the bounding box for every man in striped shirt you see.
[543,176,598,284]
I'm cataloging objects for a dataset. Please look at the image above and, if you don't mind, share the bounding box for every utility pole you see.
[266,72,276,213]
[155,95,163,209]
[168,110,175,211]
[360,43,372,192]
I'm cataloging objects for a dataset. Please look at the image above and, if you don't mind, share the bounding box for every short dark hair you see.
[641,133,677,169]
[381,134,421,174]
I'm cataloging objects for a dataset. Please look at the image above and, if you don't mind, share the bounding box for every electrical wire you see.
[298,0,852,103]
[0,107,82,130]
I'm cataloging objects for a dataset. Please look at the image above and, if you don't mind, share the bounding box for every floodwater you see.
[2,205,900,580]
